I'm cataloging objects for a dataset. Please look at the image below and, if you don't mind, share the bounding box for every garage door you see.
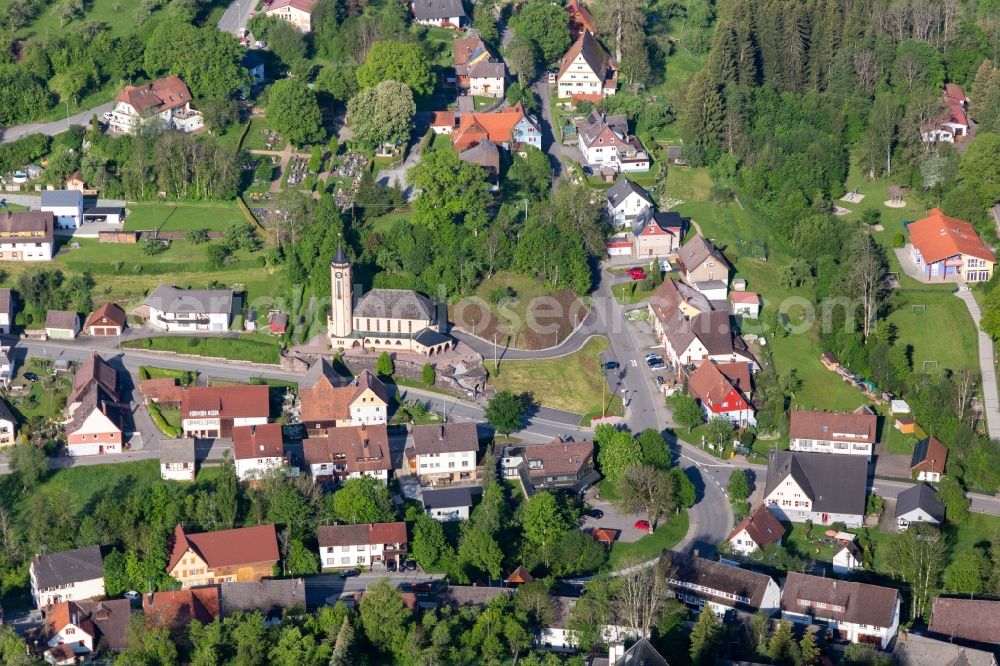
[95,326,117,335]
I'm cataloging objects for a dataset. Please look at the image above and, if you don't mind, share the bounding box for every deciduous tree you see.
[356,40,434,95]
[510,1,570,64]
[348,80,415,149]
[668,392,703,433]
[485,390,528,436]
[595,424,640,483]
[615,464,676,527]
[885,523,946,620]
[330,477,396,524]
[267,78,325,147]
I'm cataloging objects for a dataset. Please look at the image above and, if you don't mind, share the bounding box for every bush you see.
[421,363,435,386]
[892,232,905,248]
[143,238,168,256]
[488,285,516,304]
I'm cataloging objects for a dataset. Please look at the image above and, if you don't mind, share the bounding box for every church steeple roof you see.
[333,242,348,266]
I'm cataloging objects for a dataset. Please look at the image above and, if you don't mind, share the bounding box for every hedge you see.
[147,403,182,438]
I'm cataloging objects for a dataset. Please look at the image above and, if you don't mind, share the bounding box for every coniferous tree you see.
[679,71,724,166]
[689,609,721,666]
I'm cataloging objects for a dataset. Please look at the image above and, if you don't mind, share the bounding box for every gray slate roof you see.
[144,285,234,315]
[764,450,868,517]
[896,483,945,523]
[220,579,306,618]
[606,178,652,210]
[40,190,83,208]
[616,638,669,666]
[423,486,478,509]
[631,209,684,237]
[0,287,12,314]
[0,398,16,425]
[414,327,452,347]
[354,288,436,321]
[894,632,998,666]
[45,310,79,331]
[160,438,196,465]
[32,545,104,590]
[662,549,777,611]
[412,0,466,21]
[412,422,479,455]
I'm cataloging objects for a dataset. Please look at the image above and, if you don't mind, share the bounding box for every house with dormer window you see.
[781,572,900,649]
[789,406,877,459]
[661,549,781,617]
[500,438,599,496]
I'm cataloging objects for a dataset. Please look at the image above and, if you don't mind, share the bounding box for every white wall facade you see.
[235,456,285,481]
[307,461,388,483]
[416,450,476,481]
[161,461,196,481]
[426,504,470,522]
[897,508,940,531]
[832,547,861,574]
[790,438,872,458]
[782,597,899,649]
[608,193,652,227]
[321,543,390,568]
[0,239,52,261]
[46,622,94,654]
[147,307,230,333]
[558,55,601,98]
[765,477,863,528]
[30,573,105,610]
[41,205,82,230]
[728,528,762,557]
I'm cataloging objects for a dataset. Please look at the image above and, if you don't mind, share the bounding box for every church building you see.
[328,245,455,355]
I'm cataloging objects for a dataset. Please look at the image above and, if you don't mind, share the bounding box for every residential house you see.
[930,598,1000,646]
[109,76,203,135]
[0,210,54,261]
[694,280,728,301]
[317,522,408,568]
[536,595,576,652]
[921,83,970,144]
[302,423,391,483]
[232,423,288,481]
[411,0,466,28]
[894,631,998,666]
[299,361,389,434]
[451,103,542,152]
[438,585,513,609]
[143,587,220,634]
[896,483,944,531]
[40,190,83,230]
[0,345,13,387]
[180,384,269,438]
[45,310,79,339]
[160,438,197,481]
[166,523,279,588]
[430,111,456,134]
[911,436,948,482]
[30,546,106,611]
[565,0,597,39]
[454,33,505,97]
[788,406,877,459]
[678,235,730,285]
[459,140,501,187]
[648,277,711,339]
[243,51,266,84]
[780,572,901,649]
[832,541,863,574]
[731,291,760,318]
[42,599,131,659]
[268,311,288,335]
[605,178,653,228]
[908,208,995,282]
[577,111,650,173]
[0,399,17,447]
[500,438,599,496]
[65,353,124,456]
[141,377,183,406]
[725,504,785,556]
[661,549,781,617]
[629,209,685,258]
[220,579,307,620]
[687,359,756,427]
[423,486,478,521]
[412,422,479,484]
[0,287,12,333]
[264,0,317,32]
[597,639,670,666]
[64,172,87,192]
[763,450,868,527]
[556,31,617,101]
[140,285,234,332]
[84,303,127,336]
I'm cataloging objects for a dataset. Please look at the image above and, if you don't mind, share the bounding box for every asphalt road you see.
[0,102,114,144]
[217,0,256,35]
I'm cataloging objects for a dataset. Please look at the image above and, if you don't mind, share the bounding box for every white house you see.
[302,424,392,484]
[896,484,944,531]
[263,0,317,32]
[763,450,868,527]
[0,210,54,261]
[788,406,877,459]
[0,287,11,334]
[411,0,465,27]
[317,522,408,568]
[0,345,15,388]
[910,436,947,483]
[726,505,785,557]
[693,280,728,302]
[781,572,900,649]
[160,438,197,481]
[40,190,83,230]
[556,31,617,100]
[109,76,203,135]
[662,550,781,617]
[411,422,479,485]
[731,291,760,318]
[422,486,477,522]
[577,111,650,173]
[30,546,106,610]
[180,385,269,439]
[832,541,863,574]
[232,423,287,481]
[0,399,15,447]
[605,178,653,228]
[42,601,96,656]
[140,285,233,333]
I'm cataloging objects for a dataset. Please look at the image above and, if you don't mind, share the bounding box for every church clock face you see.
[335,272,343,278]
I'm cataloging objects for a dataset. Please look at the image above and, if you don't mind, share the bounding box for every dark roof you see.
[45,310,79,331]
[144,285,233,315]
[557,31,612,83]
[0,288,12,314]
[31,545,104,590]
[662,550,776,611]
[76,599,132,651]
[422,486,478,509]
[354,288,436,321]
[0,211,54,244]
[40,190,83,207]
[930,598,1000,645]
[414,327,452,347]
[678,234,728,273]
[911,436,948,474]
[893,631,998,666]
[616,638,669,666]
[727,504,785,549]
[0,398,16,425]
[896,484,945,523]
[220,579,306,618]
[764,450,868,517]
[782,572,899,628]
[69,353,118,405]
[412,0,466,20]
[412,422,479,455]
[630,209,684,237]
[317,522,407,547]
[84,206,125,215]
[159,438,196,465]
[438,585,512,607]
[459,139,501,173]
[502,438,595,478]
[606,177,652,209]
[333,242,348,266]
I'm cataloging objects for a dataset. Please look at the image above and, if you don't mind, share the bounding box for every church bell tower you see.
[329,243,352,339]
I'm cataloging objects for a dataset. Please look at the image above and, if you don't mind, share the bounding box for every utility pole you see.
[493,332,498,376]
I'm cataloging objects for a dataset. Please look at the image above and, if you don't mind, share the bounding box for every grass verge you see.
[124,334,281,364]
[609,510,689,567]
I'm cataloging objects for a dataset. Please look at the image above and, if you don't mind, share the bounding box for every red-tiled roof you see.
[167,523,279,571]
[300,369,387,423]
[303,424,391,475]
[232,423,284,460]
[452,103,526,151]
[181,385,269,420]
[909,208,995,264]
[143,587,220,631]
[688,360,744,411]
[789,406,877,444]
[431,111,456,128]
[265,0,316,13]
[84,303,127,330]
[115,76,192,113]
[44,601,96,643]
[726,504,785,548]
[730,291,760,305]
[141,377,183,403]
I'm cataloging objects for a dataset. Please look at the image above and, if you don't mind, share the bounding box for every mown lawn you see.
[368,210,411,233]
[609,510,689,567]
[123,201,248,232]
[868,513,1000,574]
[486,336,620,417]
[241,118,287,152]
[887,289,977,374]
[124,334,282,364]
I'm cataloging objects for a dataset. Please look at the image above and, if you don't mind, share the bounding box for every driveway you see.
[955,288,1000,440]
[376,112,432,200]
[532,81,566,183]
[582,487,649,544]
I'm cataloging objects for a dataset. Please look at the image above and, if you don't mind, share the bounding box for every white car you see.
[102,111,113,120]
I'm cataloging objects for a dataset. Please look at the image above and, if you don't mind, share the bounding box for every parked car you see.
[585,508,604,519]
[102,111,113,120]
[626,267,647,280]
[339,568,360,578]
[645,356,664,367]
[634,519,652,531]
[123,591,140,601]
[386,560,397,573]
[644,353,663,363]
[404,560,417,571]
[649,362,667,372]
[602,361,620,372]
[23,372,38,382]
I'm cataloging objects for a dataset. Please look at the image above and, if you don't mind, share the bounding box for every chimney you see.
[362,436,370,457]
[439,425,445,440]
[609,641,626,663]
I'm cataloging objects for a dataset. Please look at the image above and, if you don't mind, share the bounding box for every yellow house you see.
[264,0,317,32]
[167,524,279,588]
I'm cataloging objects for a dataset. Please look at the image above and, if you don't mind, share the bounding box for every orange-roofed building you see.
[109,76,202,135]
[430,111,456,134]
[687,359,756,428]
[167,523,279,588]
[566,0,597,39]
[232,423,291,481]
[908,208,995,282]
[921,84,970,144]
[451,102,541,152]
[143,587,220,633]
[506,565,534,585]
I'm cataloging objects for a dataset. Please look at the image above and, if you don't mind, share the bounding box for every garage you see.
[83,206,125,226]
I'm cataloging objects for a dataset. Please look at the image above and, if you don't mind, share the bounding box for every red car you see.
[634,519,652,531]
[626,267,647,280]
